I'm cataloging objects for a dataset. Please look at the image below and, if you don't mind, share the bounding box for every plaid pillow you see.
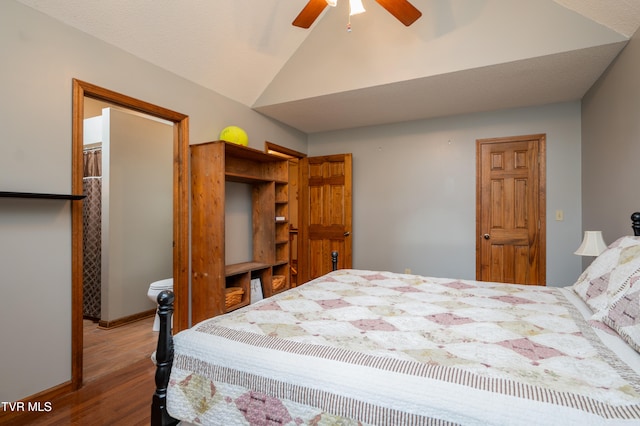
[601,270,640,353]
[572,236,640,316]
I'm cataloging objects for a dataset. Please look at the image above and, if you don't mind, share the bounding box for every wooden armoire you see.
[190,141,290,324]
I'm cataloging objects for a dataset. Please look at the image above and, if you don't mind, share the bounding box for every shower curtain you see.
[83,148,102,320]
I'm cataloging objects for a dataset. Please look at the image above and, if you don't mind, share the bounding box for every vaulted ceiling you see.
[16,0,640,133]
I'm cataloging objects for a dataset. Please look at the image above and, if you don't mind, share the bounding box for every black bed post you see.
[151,290,178,426]
[632,212,640,237]
[331,251,339,271]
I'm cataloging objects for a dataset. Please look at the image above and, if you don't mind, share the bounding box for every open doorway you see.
[71,79,189,389]
[80,98,173,383]
[82,99,173,327]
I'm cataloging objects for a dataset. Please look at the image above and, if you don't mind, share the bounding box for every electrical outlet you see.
[404,268,412,274]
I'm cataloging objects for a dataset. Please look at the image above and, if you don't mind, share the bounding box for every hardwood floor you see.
[1,317,159,425]
[83,317,158,383]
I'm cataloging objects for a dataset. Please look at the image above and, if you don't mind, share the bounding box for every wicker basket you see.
[272,275,286,292]
[225,287,244,308]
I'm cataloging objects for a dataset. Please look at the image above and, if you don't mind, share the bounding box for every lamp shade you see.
[349,0,366,15]
[574,231,607,256]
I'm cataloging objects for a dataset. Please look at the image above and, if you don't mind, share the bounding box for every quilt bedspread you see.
[167,270,640,425]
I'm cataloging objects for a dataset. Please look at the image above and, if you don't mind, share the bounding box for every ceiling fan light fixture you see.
[293,0,421,29]
[349,0,366,16]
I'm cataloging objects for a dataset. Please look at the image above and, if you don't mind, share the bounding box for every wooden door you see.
[476,134,546,285]
[299,154,353,283]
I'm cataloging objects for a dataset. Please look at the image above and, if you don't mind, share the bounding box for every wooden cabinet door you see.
[299,154,352,283]
[476,135,546,285]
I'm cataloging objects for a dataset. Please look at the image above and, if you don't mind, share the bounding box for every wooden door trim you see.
[475,133,546,284]
[71,79,189,390]
[299,157,310,283]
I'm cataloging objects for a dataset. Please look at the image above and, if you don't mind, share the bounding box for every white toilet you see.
[147,278,173,331]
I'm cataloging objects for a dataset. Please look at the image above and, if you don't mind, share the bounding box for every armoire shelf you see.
[225,261,271,277]
[190,141,290,324]
[0,191,85,200]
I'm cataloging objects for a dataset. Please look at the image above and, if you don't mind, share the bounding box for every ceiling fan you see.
[292,0,422,29]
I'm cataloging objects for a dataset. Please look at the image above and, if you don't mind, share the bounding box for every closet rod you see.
[0,191,86,200]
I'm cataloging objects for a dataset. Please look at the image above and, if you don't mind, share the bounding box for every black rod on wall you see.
[0,191,85,200]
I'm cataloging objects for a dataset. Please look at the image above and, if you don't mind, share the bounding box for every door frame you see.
[71,79,189,389]
[475,133,546,284]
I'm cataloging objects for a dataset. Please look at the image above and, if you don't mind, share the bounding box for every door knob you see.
[483,234,490,240]
[344,232,351,237]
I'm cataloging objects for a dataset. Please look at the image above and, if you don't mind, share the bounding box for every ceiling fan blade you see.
[293,0,329,28]
[375,0,422,26]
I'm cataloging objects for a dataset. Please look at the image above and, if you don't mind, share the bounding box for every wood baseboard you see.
[98,309,156,329]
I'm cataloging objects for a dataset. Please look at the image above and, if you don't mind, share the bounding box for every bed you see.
[152,213,640,425]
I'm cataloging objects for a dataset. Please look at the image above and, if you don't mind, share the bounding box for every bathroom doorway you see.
[71,79,189,389]
[82,99,173,327]
[80,99,174,382]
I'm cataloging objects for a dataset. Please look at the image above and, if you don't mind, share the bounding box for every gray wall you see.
[225,181,254,264]
[309,102,584,286]
[582,28,640,243]
[0,0,305,402]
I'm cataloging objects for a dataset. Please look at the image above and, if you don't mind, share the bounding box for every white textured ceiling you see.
[15,0,640,133]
